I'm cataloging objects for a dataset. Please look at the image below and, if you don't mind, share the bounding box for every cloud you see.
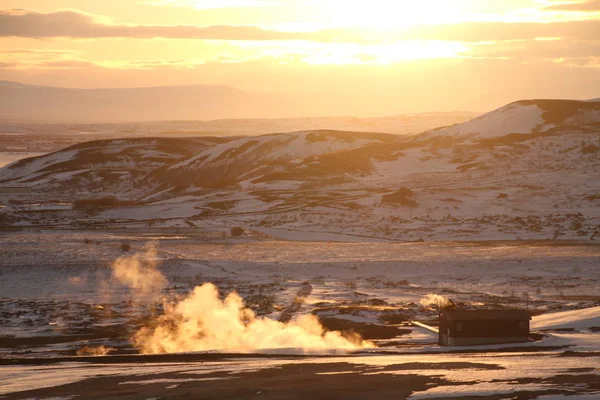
[466,39,600,60]
[39,60,98,69]
[0,9,387,43]
[1,56,598,116]
[557,57,600,66]
[2,9,600,43]
[0,9,372,43]
[0,9,378,43]
[0,58,99,70]
[4,43,598,74]
[401,20,600,42]
[0,49,76,55]
[545,0,600,11]
[0,53,244,71]
[100,59,209,69]
[142,0,279,9]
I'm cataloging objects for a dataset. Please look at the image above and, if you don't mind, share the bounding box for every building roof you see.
[441,309,531,321]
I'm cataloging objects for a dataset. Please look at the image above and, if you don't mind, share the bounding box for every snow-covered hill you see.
[425,99,600,140]
[160,130,400,189]
[1,99,599,241]
[0,137,227,196]
[533,306,600,331]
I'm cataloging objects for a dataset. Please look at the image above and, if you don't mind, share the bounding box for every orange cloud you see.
[545,0,600,11]
[2,9,600,42]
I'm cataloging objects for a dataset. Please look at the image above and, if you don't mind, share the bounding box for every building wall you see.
[448,336,529,346]
[439,317,530,346]
[450,319,529,339]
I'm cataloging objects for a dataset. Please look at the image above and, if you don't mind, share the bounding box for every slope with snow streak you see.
[170,131,383,170]
[161,130,398,188]
[426,99,600,140]
[436,102,546,139]
[532,306,600,331]
[0,137,224,190]
[0,149,79,184]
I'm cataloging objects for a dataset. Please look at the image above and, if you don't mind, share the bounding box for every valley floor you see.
[0,231,598,399]
[3,351,600,400]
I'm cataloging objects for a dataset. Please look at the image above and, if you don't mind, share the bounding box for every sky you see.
[1,0,599,113]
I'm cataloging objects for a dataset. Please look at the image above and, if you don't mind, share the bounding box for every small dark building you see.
[439,309,531,346]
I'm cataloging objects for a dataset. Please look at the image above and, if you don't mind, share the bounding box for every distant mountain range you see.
[0,112,478,139]
[0,80,455,122]
[1,98,599,241]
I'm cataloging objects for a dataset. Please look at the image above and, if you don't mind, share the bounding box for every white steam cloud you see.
[419,293,452,309]
[134,283,372,354]
[111,243,168,303]
[76,345,115,357]
[112,245,373,354]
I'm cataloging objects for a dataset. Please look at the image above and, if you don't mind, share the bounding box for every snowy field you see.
[0,231,598,399]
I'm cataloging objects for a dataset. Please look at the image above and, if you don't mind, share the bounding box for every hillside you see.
[424,99,600,140]
[1,99,599,241]
[0,137,228,198]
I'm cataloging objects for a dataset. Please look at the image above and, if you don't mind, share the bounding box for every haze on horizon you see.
[1,0,600,117]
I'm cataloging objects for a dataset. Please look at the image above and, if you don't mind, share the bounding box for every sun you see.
[266,0,473,64]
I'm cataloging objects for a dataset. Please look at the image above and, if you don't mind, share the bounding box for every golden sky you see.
[1,0,599,111]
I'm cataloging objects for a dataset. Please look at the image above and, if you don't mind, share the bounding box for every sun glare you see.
[267,0,477,64]
[292,41,468,65]
[316,0,471,29]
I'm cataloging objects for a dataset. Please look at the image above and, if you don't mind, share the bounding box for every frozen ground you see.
[2,351,599,399]
[0,232,598,399]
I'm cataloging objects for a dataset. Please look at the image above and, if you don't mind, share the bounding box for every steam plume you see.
[111,243,167,303]
[110,245,373,353]
[134,283,372,354]
[76,346,115,356]
[68,276,86,286]
[419,293,452,309]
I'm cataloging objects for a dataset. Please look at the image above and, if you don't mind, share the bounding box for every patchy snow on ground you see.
[0,233,599,398]
[533,306,600,331]
[0,149,78,183]
[0,98,599,398]
[429,103,546,139]
[171,131,378,170]
[2,352,599,398]
[253,227,391,242]
[409,383,552,399]
[2,99,599,245]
